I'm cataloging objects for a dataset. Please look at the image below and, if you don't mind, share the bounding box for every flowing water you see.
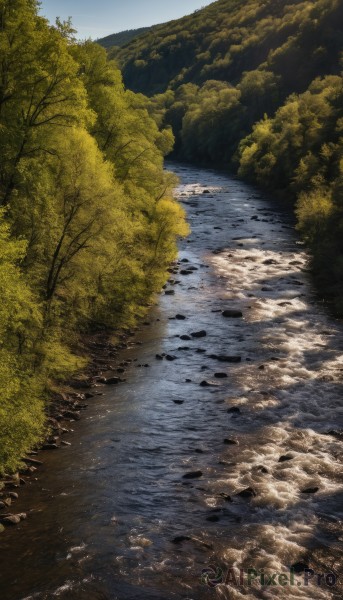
[0,163,342,600]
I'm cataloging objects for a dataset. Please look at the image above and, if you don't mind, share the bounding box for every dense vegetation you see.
[0,0,188,473]
[110,0,343,312]
[97,26,151,50]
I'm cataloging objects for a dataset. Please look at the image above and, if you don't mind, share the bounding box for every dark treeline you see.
[97,26,152,50]
[111,0,343,312]
[0,0,188,473]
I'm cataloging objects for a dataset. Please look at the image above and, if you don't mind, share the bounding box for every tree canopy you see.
[107,0,343,313]
[0,0,188,473]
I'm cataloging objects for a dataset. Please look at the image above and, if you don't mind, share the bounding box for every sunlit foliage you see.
[0,1,188,472]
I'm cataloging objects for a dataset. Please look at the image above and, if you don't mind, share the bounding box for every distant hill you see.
[112,0,342,96]
[97,27,152,49]
[107,0,343,313]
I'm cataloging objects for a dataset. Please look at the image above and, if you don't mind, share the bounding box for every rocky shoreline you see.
[0,304,160,532]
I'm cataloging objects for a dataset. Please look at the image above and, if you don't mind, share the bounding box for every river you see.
[0,163,342,600]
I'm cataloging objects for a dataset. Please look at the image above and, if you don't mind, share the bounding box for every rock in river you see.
[183,471,203,479]
[301,487,319,494]
[209,354,241,363]
[172,535,192,544]
[105,377,125,385]
[191,330,207,338]
[222,309,243,318]
[237,487,257,499]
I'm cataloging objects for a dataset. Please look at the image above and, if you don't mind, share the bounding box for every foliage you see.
[97,27,152,50]
[110,0,343,311]
[0,1,188,472]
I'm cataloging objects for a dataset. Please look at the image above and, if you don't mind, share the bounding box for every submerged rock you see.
[206,514,220,522]
[209,354,241,363]
[172,535,192,544]
[183,471,203,479]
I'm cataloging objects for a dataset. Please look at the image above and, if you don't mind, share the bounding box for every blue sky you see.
[39,0,214,40]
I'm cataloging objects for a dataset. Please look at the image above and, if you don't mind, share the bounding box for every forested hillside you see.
[97,26,151,49]
[0,0,187,473]
[110,0,343,312]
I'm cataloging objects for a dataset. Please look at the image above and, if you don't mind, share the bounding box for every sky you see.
[39,0,214,40]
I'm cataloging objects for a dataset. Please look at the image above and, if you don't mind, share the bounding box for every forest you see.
[110,0,343,312]
[0,0,188,474]
[97,26,152,50]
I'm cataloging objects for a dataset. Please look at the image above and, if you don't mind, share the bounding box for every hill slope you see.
[114,0,342,96]
[111,0,343,312]
[97,26,151,49]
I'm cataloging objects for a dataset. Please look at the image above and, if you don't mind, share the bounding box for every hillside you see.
[110,0,343,313]
[97,26,151,49]
[114,0,342,97]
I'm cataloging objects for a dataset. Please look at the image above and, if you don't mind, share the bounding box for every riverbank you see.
[0,298,175,530]
[0,163,342,600]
